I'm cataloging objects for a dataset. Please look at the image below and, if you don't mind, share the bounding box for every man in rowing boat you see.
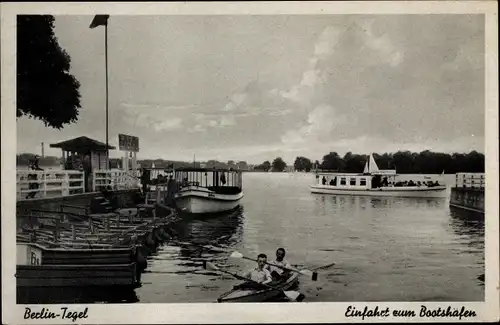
[266,248,292,281]
[235,253,272,290]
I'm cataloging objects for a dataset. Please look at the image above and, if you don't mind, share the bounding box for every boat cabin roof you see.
[174,167,241,173]
[316,172,398,177]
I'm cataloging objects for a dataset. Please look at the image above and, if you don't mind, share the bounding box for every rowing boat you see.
[217,272,300,303]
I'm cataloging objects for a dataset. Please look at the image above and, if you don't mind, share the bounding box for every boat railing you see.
[92,170,141,192]
[455,173,485,189]
[16,170,85,200]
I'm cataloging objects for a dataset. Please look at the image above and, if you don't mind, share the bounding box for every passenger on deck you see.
[329,179,335,186]
[322,176,327,185]
[266,248,292,281]
[236,253,272,290]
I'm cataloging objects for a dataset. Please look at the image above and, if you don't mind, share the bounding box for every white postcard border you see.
[1,1,498,324]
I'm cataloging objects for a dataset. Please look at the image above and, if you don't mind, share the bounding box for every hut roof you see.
[49,136,115,152]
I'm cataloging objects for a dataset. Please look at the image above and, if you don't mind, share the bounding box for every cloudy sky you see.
[16,14,485,164]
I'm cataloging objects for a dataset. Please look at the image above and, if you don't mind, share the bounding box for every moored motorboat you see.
[217,272,300,303]
[310,154,447,198]
[173,168,244,214]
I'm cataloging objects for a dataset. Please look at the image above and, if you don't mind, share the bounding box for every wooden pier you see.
[449,173,485,214]
[16,187,181,303]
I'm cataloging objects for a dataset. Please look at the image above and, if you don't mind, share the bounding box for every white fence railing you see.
[455,172,485,189]
[17,170,85,200]
[17,169,142,201]
[92,169,141,192]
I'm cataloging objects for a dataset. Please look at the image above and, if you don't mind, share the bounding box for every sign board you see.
[118,134,139,152]
[17,244,43,265]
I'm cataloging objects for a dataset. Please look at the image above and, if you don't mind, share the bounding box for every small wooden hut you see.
[50,136,115,192]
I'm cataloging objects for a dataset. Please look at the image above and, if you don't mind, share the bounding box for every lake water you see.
[133,172,484,303]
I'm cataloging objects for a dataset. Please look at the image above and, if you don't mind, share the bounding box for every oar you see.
[310,262,336,271]
[202,261,305,302]
[228,251,319,281]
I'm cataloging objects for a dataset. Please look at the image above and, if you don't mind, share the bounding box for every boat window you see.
[360,178,367,186]
[340,177,346,185]
[350,178,356,186]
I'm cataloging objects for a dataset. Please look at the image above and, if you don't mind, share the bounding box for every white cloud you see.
[220,115,236,127]
[281,105,348,146]
[358,19,404,67]
[187,124,206,133]
[279,26,341,104]
[153,118,183,131]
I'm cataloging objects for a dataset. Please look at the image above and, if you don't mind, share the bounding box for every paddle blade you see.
[230,251,244,259]
[203,261,219,271]
[299,269,313,277]
[283,290,305,302]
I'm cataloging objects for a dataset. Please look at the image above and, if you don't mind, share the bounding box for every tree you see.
[254,160,271,172]
[294,156,313,172]
[17,15,81,129]
[320,152,345,171]
[272,157,287,172]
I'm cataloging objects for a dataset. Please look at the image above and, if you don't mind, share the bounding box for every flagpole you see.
[89,15,110,169]
[105,22,109,169]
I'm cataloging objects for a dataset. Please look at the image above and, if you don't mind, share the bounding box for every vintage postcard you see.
[1,1,498,324]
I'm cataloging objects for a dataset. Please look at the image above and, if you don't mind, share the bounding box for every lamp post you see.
[89,14,110,169]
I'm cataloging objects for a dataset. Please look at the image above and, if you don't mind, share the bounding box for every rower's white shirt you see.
[267,259,291,275]
[244,268,272,283]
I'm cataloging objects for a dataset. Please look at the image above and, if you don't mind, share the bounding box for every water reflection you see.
[171,206,245,262]
[316,194,445,211]
[448,206,485,285]
[448,206,484,241]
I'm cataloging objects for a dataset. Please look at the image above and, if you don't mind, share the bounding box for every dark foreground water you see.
[27,172,485,303]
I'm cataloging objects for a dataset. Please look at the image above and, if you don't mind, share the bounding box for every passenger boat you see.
[173,168,244,214]
[217,272,299,303]
[310,154,447,198]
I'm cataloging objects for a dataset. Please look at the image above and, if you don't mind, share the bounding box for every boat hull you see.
[174,187,243,214]
[310,185,447,198]
[218,272,299,303]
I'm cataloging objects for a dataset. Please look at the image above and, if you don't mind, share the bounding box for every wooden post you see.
[42,171,47,197]
[156,185,161,204]
[129,209,133,225]
[64,171,70,196]
[106,215,110,231]
[55,217,60,241]
[116,213,120,227]
[71,224,76,241]
[53,229,58,243]
[89,218,93,233]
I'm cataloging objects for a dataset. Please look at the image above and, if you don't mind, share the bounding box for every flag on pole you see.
[89,15,109,28]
